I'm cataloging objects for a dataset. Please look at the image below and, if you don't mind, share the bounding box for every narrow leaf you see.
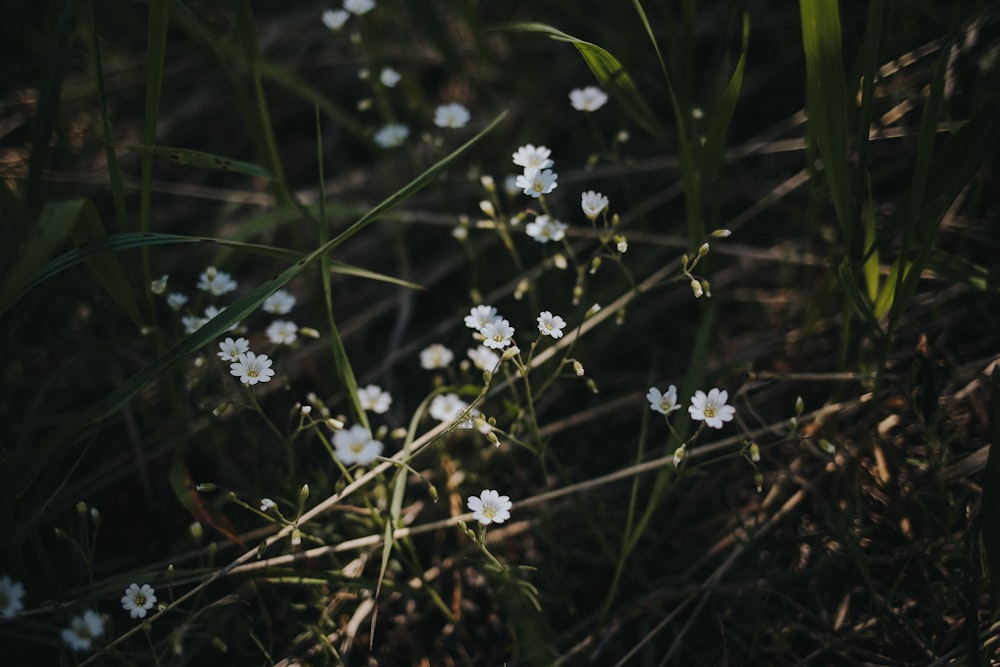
[120,145,274,179]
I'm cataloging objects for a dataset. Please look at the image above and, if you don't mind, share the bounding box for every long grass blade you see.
[120,145,274,179]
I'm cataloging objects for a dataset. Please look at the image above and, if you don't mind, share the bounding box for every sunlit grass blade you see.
[120,145,274,179]
[862,197,880,305]
[799,0,853,248]
[328,262,424,291]
[925,250,1000,293]
[504,21,666,142]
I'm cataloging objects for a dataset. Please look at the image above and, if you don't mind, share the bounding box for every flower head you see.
[467,347,500,371]
[151,275,168,295]
[358,384,392,414]
[166,292,188,311]
[182,315,207,333]
[0,575,25,619]
[429,393,469,423]
[467,489,512,525]
[480,318,515,350]
[61,609,104,651]
[434,103,471,129]
[263,289,296,315]
[688,388,736,429]
[343,0,375,15]
[420,343,454,369]
[464,304,498,330]
[536,311,567,338]
[569,86,609,112]
[333,424,383,465]
[515,168,558,198]
[230,352,275,385]
[321,8,349,30]
[374,123,409,148]
[203,305,239,331]
[217,337,250,362]
[581,191,609,219]
[379,67,400,87]
[647,385,681,415]
[197,266,237,296]
[121,583,157,619]
[260,498,277,512]
[266,320,298,345]
[511,144,553,172]
[525,215,568,243]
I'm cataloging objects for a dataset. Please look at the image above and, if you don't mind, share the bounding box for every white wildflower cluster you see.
[647,385,736,429]
[320,0,374,32]
[569,85,608,112]
[513,144,558,199]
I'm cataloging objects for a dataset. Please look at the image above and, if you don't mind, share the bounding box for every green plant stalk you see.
[139,0,169,304]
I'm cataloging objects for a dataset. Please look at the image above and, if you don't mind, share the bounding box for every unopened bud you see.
[615,235,628,253]
[301,327,321,339]
[76,501,88,516]
[190,522,203,541]
[299,484,310,500]
[754,472,764,493]
[501,346,521,360]
[589,257,602,275]
[586,378,599,393]
[212,402,229,417]
[553,253,568,270]
[390,427,407,440]
[514,278,529,301]
[819,439,836,454]
[90,507,101,526]
[698,242,710,257]
[572,284,584,305]
[672,446,687,467]
[585,303,602,318]
[356,98,373,112]
[749,443,760,463]
[795,396,804,415]
[479,200,495,217]
[301,405,312,416]
[326,417,345,430]
[480,175,495,192]
[196,483,217,492]
[690,279,704,298]
[572,360,585,376]
[712,228,732,238]
[486,431,500,447]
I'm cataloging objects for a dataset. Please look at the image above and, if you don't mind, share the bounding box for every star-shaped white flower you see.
[379,67,401,87]
[343,0,375,15]
[516,168,558,198]
[420,343,454,369]
[374,123,409,148]
[467,347,500,371]
[480,318,515,349]
[217,337,250,362]
[230,352,275,385]
[61,609,104,651]
[464,304,498,330]
[569,86,609,112]
[467,489,512,525]
[0,575,25,619]
[511,144,553,172]
[525,215,568,243]
[536,311,566,338]
[333,424,384,465]
[121,583,157,619]
[166,293,188,311]
[647,385,681,415]
[263,289,296,314]
[429,393,468,423]
[581,190,609,219]
[358,384,392,414]
[434,103,470,129]
[688,388,736,429]
[267,320,298,345]
[321,8,349,30]
[197,266,237,296]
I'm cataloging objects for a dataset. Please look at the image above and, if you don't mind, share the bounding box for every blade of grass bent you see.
[23,111,508,493]
[120,145,274,179]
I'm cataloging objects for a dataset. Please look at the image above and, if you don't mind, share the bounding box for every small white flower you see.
[230,352,275,385]
[151,275,168,295]
[260,497,277,512]
[263,289,296,315]
[321,8,349,30]
[0,575,26,618]
[536,311,566,338]
[204,305,238,331]
[61,609,104,651]
[525,215,568,243]
[181,315,207,333]
[464,305,499,330]
[374,123,409,148]
[420,343,454,369]
[379,67,401,87]
[357,384,392,414]
[333,424,383,465]
[467,489,512,525]
[434,103,470,129]
[616,238,629,253]
[569,86,609,112]
[121,583,157,619]
[166,292,188,311]
[688,388,736,429]
[217,337,250,362]
[515,168,558,198]
[581,191,609,219]
[467,347,500,371]
[343,0,375,15]
[511,144,553,172]
[647,385,681,415]
[197,266,237,296]
[480,318,515,350]
[429,393,468,423]
[267,320,298,345]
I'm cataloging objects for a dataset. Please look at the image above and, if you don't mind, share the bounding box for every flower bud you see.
[589,257,602,275]
[795,396,804,415]
[151,275,168,295]
[672,446,686,467]
[690,279,704,298]
[479,200,495,217]
[754,472,764,493]
[712,228,732,238]
[585,303,602,318]
[480,175,495,192]
[572,360,585,376]
[698,242,710,257]
[749,443,760,463]
[553,253,568,270]
[196,483,217,492]
[299,484,310,501]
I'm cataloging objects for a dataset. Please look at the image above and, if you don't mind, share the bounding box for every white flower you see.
[379,67,400,87]
[61,609,104,651]
[467,489,512,525]
[343,0,375,15]
[647,385,681,415]
[429,393,468,423]
[569,86,609,112]
[467,347,500,371]
[464,304,498,330]
[434,103,470,129]
[321,9,349,30]
[166,292,188,310]
[420,343,454,369]
[536,311,566,338]
[260,497,277,512]
[217,337,250,362]
[516,168,558,198]
[374,123,409,148]
[263,289,296,314]
[0,575,25,618]
[181,315,207,333]
[197,266,237,296]
[616,238,629,253]
[151,275,168,295]
[480,318,515,350]
[204,305,238,331]
[333,424,383,465]
[525,215,567,243]
[267,320,298,345]
[511,144,553,172]
[230,352,275,385]
[688,388,736,429]
[357,384,392,414]
[121,583,157,619]
[581,191,609,219]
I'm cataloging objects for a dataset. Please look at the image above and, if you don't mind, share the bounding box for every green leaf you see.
[700,13,749,191]
[120,145,274,179]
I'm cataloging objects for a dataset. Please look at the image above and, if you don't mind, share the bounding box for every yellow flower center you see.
[703,405,716,418]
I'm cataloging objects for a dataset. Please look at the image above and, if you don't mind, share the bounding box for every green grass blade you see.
[120,145,274,179]
[852,0,885,191]
[328,262,424,291]
[925,250,1000,293]
[862,197,880,305]
[799,0,853,248]
[699,13,749,191]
